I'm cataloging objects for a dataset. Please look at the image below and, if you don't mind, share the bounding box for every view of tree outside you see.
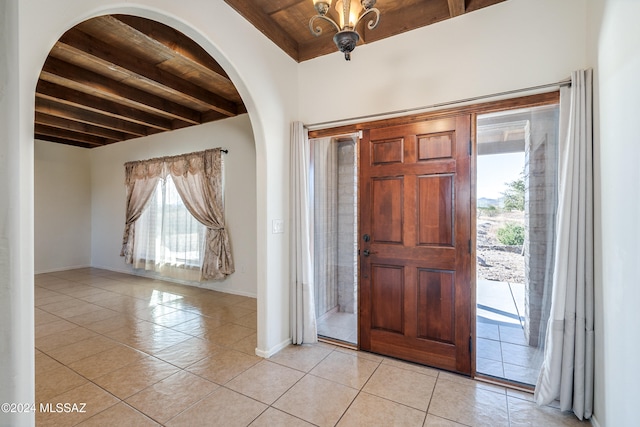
[502,171,525,212]
[477,154,525,284]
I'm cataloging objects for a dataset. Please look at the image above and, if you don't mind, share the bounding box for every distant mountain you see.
[477,197,502,208]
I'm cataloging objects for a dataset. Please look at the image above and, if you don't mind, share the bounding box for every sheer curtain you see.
[133,175,206,282]
[535,69,594,420]
[310,137,338,319]
[290,121,317,344]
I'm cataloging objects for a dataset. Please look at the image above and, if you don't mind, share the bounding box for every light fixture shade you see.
[308,0,380,60]
[335,0,363,29]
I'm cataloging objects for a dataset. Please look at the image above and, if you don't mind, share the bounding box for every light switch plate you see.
[272,219,284,234]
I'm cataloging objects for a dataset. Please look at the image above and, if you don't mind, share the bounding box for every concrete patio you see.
[476,279,543,385]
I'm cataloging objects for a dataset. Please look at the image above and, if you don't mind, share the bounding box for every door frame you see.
[308,91,560,377]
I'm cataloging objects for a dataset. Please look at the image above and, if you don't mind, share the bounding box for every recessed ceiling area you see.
[224,0,507,62]
[35,15,246,149]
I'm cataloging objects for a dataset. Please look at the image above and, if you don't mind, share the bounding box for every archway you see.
[2,2,296,423]
[33,14,257,297]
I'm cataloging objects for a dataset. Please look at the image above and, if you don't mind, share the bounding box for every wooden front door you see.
[359,115,472,374]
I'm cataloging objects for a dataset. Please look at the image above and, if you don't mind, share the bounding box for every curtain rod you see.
[221,149,228,154]
[306,78,571,130]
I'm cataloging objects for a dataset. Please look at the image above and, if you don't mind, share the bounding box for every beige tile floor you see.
[34,268,588,426]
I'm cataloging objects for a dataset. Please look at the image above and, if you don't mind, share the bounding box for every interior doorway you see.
[310,134,359,345]
[475,104,559,386]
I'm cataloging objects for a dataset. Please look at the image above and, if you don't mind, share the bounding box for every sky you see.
[477,152,525,200]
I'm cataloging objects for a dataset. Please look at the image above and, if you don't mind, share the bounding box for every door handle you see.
[363,249,377,257]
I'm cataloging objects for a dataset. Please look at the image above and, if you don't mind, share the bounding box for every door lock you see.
[363,234,370,242]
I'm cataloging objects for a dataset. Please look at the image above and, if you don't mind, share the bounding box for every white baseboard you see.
[88,264,256,298]
[197,281,256,298]
[255,338,292,358]
[35,264,92,275]
[591,415,602,427]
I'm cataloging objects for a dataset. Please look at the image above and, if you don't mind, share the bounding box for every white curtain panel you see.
[132,175,206,282]
[311,137,338,318]
[534,69,594,420]
[290,121,318,344]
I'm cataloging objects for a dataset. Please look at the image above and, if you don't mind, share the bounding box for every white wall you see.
[587,2,605,426]
[34,141,92,273]
[299,0,589,124]
[90,115,258,297]
[593,1,640,426]
[0,0,35,423]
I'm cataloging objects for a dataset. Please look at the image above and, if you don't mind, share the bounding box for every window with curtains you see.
[133,175,206,273]
[120,148,234,281]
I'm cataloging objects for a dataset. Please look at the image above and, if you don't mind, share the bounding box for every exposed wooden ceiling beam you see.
[35,98,151,137]
[35,134,103,149]
[57,29,238,116]
[41,57,202,125]
[110,15,233,84]
[200,109,230,124]
[448,0,466,17]
[36,80,175,131]
[224,0,300,61]
[35,124,110,146]
[35,112,129,141]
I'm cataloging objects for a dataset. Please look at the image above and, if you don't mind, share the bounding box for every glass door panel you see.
[475,104,559,386]
[310,135,358,345]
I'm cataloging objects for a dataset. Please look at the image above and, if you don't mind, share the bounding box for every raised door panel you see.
[417,269,455,343]
[371,177,403,244]
[370,265,404,334]
[372,138,404,165]
[417,174,454,246]
[418,132,454,160]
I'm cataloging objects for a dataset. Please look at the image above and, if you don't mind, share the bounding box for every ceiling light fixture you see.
[309,0,380,61]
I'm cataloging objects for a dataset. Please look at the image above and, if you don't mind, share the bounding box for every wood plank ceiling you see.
[224,0,507,62]
[35,15,246,149]
[36,1,507,149]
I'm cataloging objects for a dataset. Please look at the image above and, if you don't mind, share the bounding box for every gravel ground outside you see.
[476,210,525,284]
